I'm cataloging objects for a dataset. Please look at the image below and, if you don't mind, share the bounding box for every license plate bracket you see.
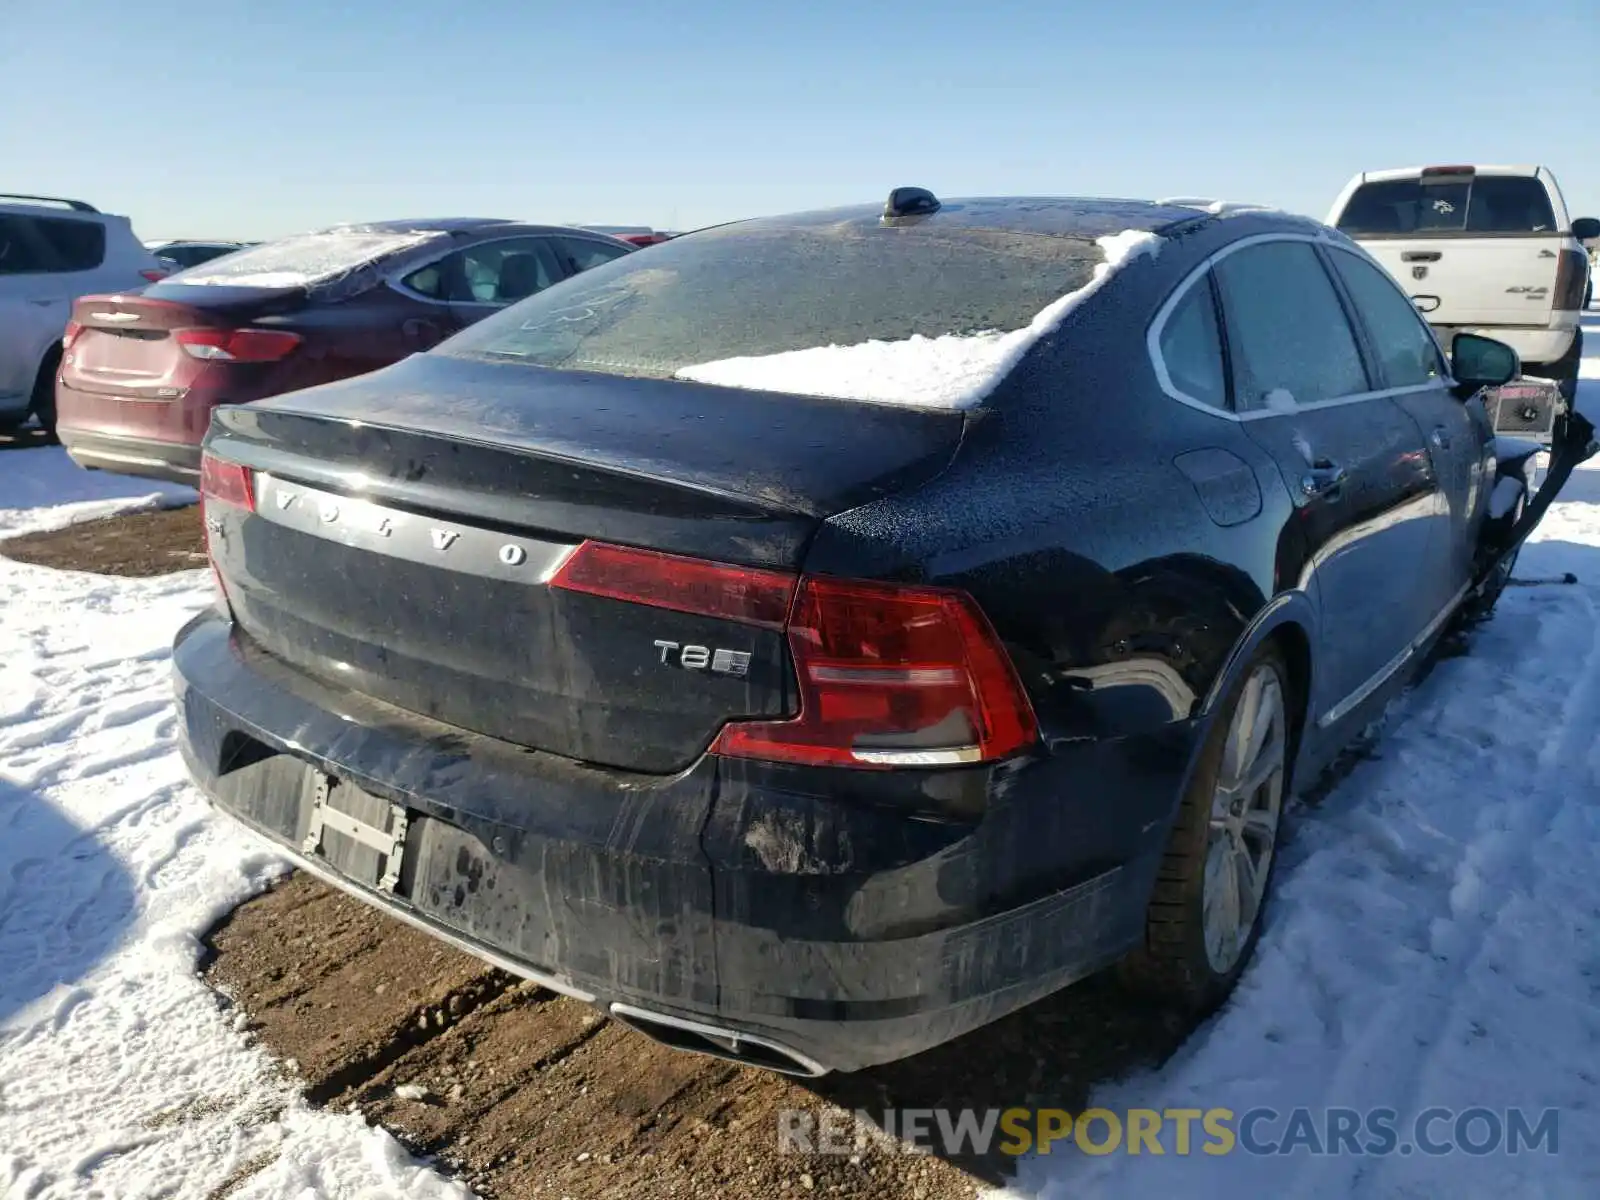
[302,773,410,893]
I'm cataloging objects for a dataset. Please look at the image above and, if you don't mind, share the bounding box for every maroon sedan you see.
[57,218,633,483]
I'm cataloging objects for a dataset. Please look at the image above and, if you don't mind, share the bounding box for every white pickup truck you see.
[1328,165,1597,402]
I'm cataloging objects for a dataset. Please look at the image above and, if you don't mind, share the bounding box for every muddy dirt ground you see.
[205,875,1191,1200]
[2,503,206,575]
[22,502,1198,1199]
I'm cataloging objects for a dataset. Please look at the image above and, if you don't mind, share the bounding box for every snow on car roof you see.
[165,229,439,289]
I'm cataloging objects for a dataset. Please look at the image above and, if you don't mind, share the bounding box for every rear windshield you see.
[1336,175,1558,236]
[437,216,1107,390]
[167,229,439,288]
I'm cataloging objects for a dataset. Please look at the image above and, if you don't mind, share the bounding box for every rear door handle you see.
[1430,426,1451,450]
[1300,461,1348,498]
[1401,251,1443,263]
[402,317,446,345]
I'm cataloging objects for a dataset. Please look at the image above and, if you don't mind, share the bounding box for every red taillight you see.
[712,576,1037,768]
[199,453,255,511]
[175,328,303,363]
[550,540,796,629]
[140,268,168,282]
[198,453,253,613]
[61,320,84,351]
[550,540,1038,769]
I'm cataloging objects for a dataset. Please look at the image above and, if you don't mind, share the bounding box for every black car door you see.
[1213,238,1442,725]
[1324,244,1494,608]
[390,254,463,351]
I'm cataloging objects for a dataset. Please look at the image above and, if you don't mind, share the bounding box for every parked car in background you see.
[0,194,167,437]
[178,191,1575,1078]
[146,240,247,271]
[579,225,674,247]
[1328,165,1598,401]
[57,218,633,481]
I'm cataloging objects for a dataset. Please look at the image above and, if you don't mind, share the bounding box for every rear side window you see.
[446,238,563,304]
[1335,175,1558,236]
[1327,248,1445,388]
[1214,241,1369,408]
[0,215,104,274]
[31,217,105,271]
[0,217,49,274]
[402,261,447,299]
[1158,278,1229,410]
[555,237,631,274]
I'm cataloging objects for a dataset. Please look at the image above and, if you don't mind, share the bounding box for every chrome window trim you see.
[1146,231,1448,421]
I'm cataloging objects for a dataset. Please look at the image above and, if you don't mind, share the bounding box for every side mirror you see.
[1571,217,1600,241]
[1451,333,1519,394]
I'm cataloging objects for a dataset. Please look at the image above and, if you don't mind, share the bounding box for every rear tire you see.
[29,347,60,442]
[1120,644,1293,1011]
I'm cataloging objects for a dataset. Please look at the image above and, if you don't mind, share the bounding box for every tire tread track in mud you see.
[302,970,518,1105]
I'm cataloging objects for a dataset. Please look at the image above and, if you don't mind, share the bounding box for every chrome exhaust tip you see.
[608,1003,828,1077]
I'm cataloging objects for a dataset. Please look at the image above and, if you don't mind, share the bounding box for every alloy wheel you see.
[1202,663,1287,974]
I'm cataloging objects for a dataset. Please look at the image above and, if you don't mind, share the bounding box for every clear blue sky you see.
[3,0,1595,241]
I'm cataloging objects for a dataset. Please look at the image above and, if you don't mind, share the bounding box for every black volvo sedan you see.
[176,190,1577,1076]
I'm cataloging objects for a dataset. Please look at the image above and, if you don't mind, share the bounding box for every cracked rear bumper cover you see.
[174,612,1160,1075]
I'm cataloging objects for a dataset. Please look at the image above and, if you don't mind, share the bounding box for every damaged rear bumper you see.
[174,612,1172,1075]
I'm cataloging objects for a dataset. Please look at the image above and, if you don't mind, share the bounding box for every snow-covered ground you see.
[0,454,470,1200]
[2,322,1599,1200]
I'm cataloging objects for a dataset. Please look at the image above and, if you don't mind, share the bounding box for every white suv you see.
[1327,165,1597,399]
[0,195,167,436]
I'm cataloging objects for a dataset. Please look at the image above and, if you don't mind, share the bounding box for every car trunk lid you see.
[202,353,967,774]
[64,286,308,397]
